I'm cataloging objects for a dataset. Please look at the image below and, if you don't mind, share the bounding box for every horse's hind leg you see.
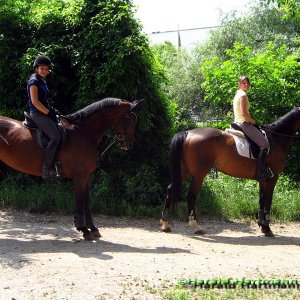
[187,176,206,235]
[160,184,172,232]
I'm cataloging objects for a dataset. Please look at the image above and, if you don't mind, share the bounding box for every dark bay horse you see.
[161,105,300,237]
[0,98,141,240]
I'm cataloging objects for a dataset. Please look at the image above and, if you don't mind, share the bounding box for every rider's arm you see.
[240,95,256,124]
[29,85,50,115]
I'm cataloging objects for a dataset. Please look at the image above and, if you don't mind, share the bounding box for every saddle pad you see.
[225,128,270,160]
[225,129,255,159]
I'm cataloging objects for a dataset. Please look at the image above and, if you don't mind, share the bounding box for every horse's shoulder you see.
[60,118,75,130]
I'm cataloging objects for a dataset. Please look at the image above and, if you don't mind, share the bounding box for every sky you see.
[133,0,257,48]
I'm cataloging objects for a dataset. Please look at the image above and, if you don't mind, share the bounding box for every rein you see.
[261,126,300,138]
[99,134,129,157]
[100,136,117,157]
[100,111,134,157]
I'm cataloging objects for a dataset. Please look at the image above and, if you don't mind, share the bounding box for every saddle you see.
[225,123,267,159]
[22,112,67,177]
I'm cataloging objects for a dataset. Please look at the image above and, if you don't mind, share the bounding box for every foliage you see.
[197,3,300,62]
[152,42,209,128]
[90,166,163,218]
[267,0,300,20]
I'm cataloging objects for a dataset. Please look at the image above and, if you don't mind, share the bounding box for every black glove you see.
[51,106,61,116]
[47,108,58,122]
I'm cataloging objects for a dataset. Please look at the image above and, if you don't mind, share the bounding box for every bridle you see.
[261,126,300,138]
[100,111,136,157]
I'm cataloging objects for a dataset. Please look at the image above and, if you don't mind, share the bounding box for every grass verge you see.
[0,172,299,223]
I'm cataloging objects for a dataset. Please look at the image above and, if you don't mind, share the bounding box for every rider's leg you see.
[30,111,61,178]
[238,122,273,180]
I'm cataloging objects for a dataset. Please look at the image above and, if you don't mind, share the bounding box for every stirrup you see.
[255,167,274,181]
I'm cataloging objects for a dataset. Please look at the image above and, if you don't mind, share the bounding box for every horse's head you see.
[114,100,143,150]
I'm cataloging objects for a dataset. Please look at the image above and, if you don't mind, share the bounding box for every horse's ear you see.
[131,99,144,111]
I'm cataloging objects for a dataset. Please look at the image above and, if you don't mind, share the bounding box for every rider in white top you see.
[232,75,273,180]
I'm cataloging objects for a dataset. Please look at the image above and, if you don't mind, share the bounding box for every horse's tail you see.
[169,131,187,204]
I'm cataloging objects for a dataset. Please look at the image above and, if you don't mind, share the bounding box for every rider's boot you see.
[255,149,274,180]
[41,140,59,178]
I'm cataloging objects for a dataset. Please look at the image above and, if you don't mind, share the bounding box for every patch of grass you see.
[162,285,299,300]
[192,173,300,222]
[0,174,74,213]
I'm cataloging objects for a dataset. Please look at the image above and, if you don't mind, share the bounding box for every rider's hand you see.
[51,106,61,116]
[47,108,58,122]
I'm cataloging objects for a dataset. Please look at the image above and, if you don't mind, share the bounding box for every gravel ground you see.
[1,209,300,299]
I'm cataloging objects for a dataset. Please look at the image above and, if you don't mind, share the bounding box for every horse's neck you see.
[80,106,128,143]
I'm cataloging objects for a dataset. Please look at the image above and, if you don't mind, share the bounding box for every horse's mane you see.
[266,106,300,133]
[65,98,122,123]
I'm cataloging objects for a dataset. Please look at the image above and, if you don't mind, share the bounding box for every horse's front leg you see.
[85,208,101,239]
[258,177,278,237]
[73,175,101,240]
[160,184,172,232]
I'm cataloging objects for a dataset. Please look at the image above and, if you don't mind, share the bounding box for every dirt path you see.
[0,209,300,300]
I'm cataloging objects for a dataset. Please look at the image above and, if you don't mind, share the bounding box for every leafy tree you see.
[197,3,300,62]
[152,42,205,128]
[267,0,300,20]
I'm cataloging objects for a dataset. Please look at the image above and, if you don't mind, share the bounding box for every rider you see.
[233,75,273,180]
[27,55,61,178]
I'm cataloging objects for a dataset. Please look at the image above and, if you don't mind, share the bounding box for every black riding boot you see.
[42,140,59,178]
[255,149,274,180]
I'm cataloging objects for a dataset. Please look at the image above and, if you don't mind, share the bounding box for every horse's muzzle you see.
[117,135,134,150]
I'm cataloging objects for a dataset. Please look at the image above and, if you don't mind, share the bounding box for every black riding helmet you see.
[33,56,53,70]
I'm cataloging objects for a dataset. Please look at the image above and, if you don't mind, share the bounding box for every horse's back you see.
[182,127,238,173]
[186,127,226,143]
[0,115,44,175]
[184,126,257,178]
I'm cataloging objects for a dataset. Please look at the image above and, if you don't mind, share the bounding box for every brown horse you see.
[0,98,141,240]
[161,105,300,237]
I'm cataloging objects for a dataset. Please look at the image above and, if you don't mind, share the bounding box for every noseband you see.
[100,111,136,157]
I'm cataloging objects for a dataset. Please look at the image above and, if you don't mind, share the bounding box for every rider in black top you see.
[27,56,61,178]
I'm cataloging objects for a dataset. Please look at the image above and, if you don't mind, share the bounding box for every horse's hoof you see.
[160,219,171,233]
[194,229,206,235]
[91,229,101,238]
[264,230,275,237]
[83,231,95,241]
[161,226,171,233]
[260,225,275,237]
